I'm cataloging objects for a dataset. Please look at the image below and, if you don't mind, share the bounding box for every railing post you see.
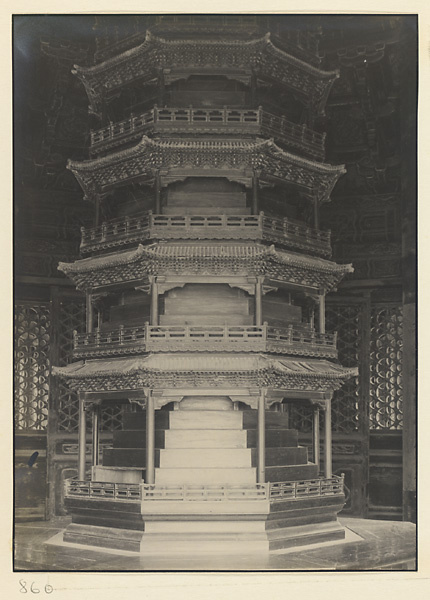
[86,292,93,333]
[318,292,326,334]
[73,329,78,350]
[257,389,266,484]
[146,390,155,485]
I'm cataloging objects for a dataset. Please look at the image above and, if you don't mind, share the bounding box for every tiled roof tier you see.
[53,353,358,402]
[58,242,353,292]
[67,137,345,203]
[73,32,339,116]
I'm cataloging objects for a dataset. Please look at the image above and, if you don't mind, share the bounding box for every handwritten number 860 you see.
[19,580,53,594]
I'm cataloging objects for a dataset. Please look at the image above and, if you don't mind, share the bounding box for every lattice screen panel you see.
[326,304,362,433]
[369,305,403,430]
[15,304,51,431]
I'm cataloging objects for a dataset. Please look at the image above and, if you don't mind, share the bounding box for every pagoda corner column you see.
[324,399,332,479]
[150,278,159,326]
[312,405,320,473]
[86,291,94,333]
[257,389,266,484]
[77,394,87,481]
[313,195,319,229]
[154,170,161,214]
[255,277,263,326]
[145,390,155,485]
[252,170,259,215]
[91,405,101,467]
[318,291,326,334]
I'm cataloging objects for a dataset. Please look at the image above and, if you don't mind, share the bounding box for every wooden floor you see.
[14,517,416,571]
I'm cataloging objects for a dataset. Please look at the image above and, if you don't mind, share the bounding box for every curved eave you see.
[72,32,339,115]
[67,137,345,203]
[57,242,353,292]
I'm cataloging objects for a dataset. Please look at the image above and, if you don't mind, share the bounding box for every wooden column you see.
[145,391,155,485]
[91,405,100,467]
[252,171,259,215]
[154,171,161,214]
[255,278,263,326]
[313,406,320,472]
[77,395,87,481]
[257,389,266,484]
[150,279,158,326]
[95,196,100,228]
[313,196,319,229]
[324,399,332,479]
[86,292,93,333]
[157,70,165,106]
[318,293,325,334]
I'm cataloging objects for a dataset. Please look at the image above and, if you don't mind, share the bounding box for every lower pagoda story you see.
[54,352,355,555]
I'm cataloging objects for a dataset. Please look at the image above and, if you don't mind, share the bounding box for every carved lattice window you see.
[326,304,362,433]
[56,298,123,432]
[369,305,403,430]
[14,304,51,431]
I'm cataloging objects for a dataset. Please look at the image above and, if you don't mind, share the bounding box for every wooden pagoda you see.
[53,15,358,555]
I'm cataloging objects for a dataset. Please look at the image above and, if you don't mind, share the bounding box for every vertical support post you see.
[318,292,325,334]
[313,405,320,473]
[86,292,93,333]
[155,170,161,214]
[313,196,319,229]
[252,170,259,215]
[257,389,266,484]
[91,405,100,467]
[255,277,263,326]
[146,390,155,485]
[157,69,165,106]
[95,196,100,228]
[151,278,158,326]
[324,399,332,479]
[77,394,87,481]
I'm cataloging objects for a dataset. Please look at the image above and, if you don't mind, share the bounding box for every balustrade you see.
[64,475,344,502]
[89,106,325,159]
[73,323,337,359]
[80,211,331,257]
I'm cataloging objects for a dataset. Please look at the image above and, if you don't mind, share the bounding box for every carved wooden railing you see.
[64,475,344,502]
[80,212,331,258]
[89,106,325,159]
[269,474,345,501]
[73,323,337,359]
[65,478,142,501]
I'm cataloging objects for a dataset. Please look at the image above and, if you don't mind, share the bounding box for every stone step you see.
[144,520,266,534]
[266,521,345,551]
[168,410,243,430]
[163,206,250,216]
[141,499,270,516]
[265,463,319,482]
[159,448,252,468]
[247,429,298,448]
[164,428,247,449]
[139,532,269,555]
[155,467,256,485]
[251,446,308,467]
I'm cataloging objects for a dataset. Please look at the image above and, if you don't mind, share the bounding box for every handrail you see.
[65,478,142,501]
[80,211,331,257]
[73,323,338,359]
[89,106,325,158]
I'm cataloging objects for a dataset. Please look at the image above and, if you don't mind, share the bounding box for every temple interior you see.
[13,13,416,570]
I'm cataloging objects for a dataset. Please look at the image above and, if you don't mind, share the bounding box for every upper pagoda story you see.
[73,27,339,118]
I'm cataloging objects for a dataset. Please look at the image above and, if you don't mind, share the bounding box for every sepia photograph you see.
[13,11,417,573]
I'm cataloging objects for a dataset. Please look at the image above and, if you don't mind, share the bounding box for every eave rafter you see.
[57,242,353,292]
[72,32,339,116]
[67,137,345,203]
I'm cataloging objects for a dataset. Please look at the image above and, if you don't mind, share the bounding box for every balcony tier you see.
[72,323,338,360]
[80,212,331,258]
[89,107,325,161]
